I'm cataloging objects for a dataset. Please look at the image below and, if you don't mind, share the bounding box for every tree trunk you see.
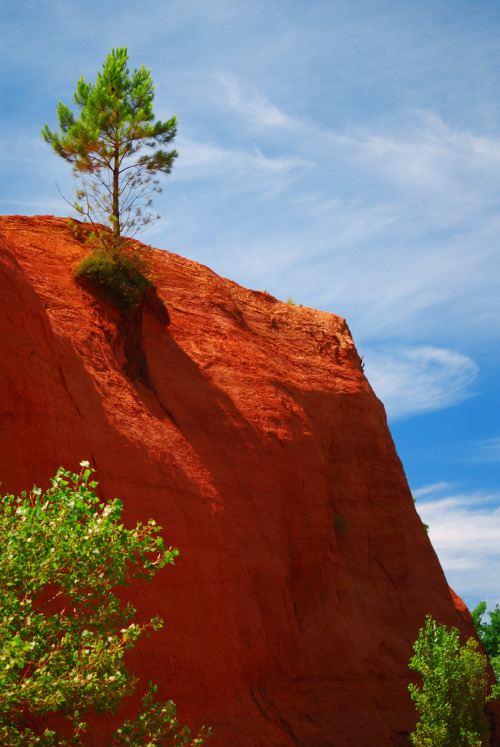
[112,140,120,241]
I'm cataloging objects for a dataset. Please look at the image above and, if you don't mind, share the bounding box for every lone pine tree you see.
[42,47,178,244]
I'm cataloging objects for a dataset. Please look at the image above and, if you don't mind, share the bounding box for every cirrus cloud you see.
[363,345,479,420]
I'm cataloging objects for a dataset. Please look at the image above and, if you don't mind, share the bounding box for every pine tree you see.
[42,47,178,245]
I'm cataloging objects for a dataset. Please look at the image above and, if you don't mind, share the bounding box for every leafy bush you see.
[408,614,496,747]
[472,602,500,681]
[74,243,151,311]
[0,462,210,745]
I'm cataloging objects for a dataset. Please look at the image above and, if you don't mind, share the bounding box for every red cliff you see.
[0,214,497,745]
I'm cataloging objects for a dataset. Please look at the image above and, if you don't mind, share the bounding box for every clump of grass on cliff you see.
[74,229,152,312]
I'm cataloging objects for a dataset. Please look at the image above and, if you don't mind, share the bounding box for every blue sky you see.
[1,0,499,612]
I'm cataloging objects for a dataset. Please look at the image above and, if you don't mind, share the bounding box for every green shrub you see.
[472,602,500,682]
[334,513,349,532]
[74,245,151,311]
[409,615,496,747]
[0,462,210,745]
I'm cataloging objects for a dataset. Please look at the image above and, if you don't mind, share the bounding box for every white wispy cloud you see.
[316,112,500,260]
[341,111,500,193]
[472,437,500,464]
[172,133,313,201]
[176,135,310,175]
[0,130,75,216]
[217,73,293,129]
[363,346,479,420]
[414,484,500,609]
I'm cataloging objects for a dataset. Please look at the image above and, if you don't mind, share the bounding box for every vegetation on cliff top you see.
[72,232,152,311]
[42,47,177,244]
[43,47,178,311]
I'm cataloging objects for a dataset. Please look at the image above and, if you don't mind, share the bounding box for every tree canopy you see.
[408,615,496,747]
[472,602,500,682]
[0,463,209,746]
[42,48,178,244]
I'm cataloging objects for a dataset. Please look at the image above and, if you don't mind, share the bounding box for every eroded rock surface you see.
[0,215,497,745]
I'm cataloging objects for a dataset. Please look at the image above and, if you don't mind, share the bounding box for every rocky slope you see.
[0,214,497,746]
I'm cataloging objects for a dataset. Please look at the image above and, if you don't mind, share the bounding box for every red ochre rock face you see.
[1,214,498,746]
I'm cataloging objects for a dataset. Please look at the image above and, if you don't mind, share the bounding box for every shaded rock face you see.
[0,215,497,746]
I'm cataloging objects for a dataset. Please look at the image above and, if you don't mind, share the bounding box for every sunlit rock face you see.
[1,214,498,746]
